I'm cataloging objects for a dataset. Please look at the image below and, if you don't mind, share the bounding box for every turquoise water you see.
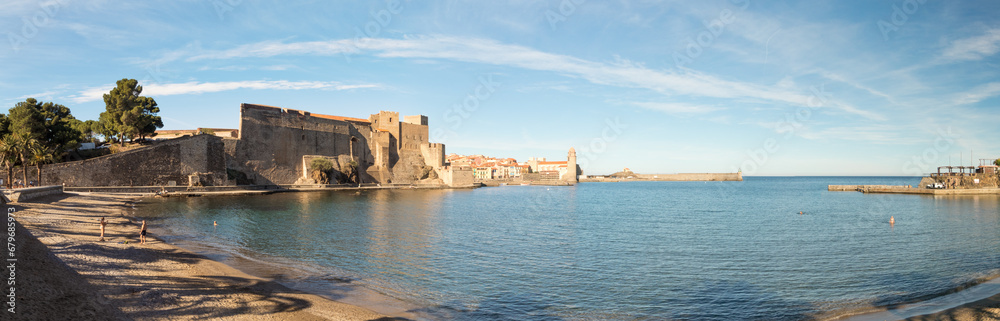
[133,177,1000,320]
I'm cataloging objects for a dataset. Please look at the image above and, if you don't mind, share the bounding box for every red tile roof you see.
[312,113,371,124]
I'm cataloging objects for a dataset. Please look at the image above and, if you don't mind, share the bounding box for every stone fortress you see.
[230,104,450,186]
[38,103,477,188]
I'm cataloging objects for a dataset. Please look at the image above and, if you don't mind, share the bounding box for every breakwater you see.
[829,185,1000,195]
[828,184,911,191]
[581,172,742,182]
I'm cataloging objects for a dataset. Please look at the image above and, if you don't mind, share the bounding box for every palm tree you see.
[28,145,54,186]
[0,135,17,189]
[12,133,37,187]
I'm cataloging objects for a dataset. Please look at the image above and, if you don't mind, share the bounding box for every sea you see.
[132,176,1000,320]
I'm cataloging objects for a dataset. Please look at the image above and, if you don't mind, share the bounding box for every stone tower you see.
[565,147,578,184]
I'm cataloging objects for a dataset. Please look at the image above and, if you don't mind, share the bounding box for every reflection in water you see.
[133,178,1000,321]
[365,189,444,299]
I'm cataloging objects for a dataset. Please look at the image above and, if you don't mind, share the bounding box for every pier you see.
[827,185,910,192]
[828,185,1000,195]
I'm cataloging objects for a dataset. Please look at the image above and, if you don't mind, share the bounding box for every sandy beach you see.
[11,192,409,320]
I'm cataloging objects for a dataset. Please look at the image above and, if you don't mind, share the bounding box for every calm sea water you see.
[133,177,1000,320]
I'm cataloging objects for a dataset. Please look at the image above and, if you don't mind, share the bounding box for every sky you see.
[1,0,998,176]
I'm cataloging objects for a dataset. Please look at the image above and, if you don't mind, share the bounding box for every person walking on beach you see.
[99,217,107,241]
[139,220,148,244]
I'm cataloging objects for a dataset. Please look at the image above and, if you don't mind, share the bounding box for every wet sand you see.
[837,278,1000,321]
[903,294,1000,321]
[11,192,410,320]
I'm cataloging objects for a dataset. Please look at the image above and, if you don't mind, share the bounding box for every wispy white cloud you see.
[952,82,1000,106]
[187,39,358,61]
[69,80,380,103]
[942,28,1000,61]
[174,35,882,120]
[70,87,110,104]
[196,64,297,72]
[627,101,723,114]
[820,71,897,104]
[16,91,60,100]
[797,125,924,145]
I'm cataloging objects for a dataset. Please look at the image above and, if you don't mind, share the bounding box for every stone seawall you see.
[37,134,227,187]
[3,185,63,203]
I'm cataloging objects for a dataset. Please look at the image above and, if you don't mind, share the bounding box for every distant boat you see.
[521,183,530,186]
[499,183,507,186]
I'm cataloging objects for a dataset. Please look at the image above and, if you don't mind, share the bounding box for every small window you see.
[301,135,306,140]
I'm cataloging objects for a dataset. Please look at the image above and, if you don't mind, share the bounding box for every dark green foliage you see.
[8,99,45,141]
[100,79,163,145]
[9,98,82,157]
[69,119,101,144]
[310,158,335,184]
[341,160,359,184]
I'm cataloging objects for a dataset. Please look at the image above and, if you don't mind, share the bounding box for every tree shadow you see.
[15,219,132,320]
[101,273,316,319]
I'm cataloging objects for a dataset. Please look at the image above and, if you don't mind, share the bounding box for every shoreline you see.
[14,192,414,320]
[148,224,431,320]
[827,274,1000,321]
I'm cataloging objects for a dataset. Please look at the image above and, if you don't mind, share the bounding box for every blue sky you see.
[1,0,998,175]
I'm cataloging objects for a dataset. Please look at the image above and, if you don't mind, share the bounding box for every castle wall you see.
[420,143,445,168]
[403,115,427,125]
[441,166,475,187]
[399,122,429,151]
[36,134,226,187]
[368,111,400,168]
[232,104,373,185]
[42,103,453,188]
